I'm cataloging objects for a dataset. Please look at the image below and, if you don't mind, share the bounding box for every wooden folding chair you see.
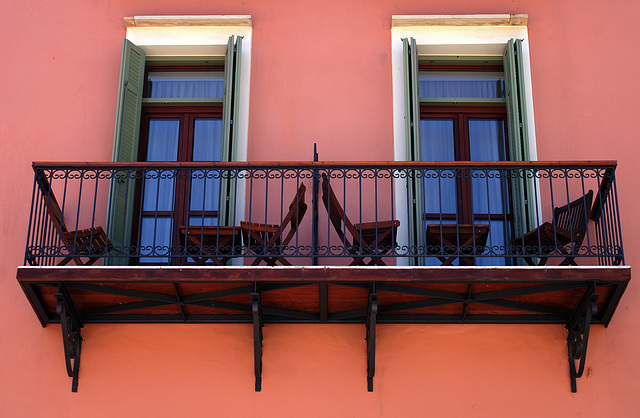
[511,190,593,265]
[36,175,111,266]
[321,174,400,266]
[241,183,307,266]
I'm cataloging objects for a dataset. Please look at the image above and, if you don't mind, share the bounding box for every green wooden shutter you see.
[403,37,424,264]
[229,35,242,163]
[105,39,145,265]
[221,35,235,161]
[219,35,242,226]
[504,38,534,240]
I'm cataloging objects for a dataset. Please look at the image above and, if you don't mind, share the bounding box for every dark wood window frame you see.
[419,105,511,227]
[132,105,224,265]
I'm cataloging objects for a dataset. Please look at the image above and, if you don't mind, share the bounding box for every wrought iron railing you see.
[24,161,624,267]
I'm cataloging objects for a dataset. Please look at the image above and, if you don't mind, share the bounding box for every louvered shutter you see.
[219,35,242,226]
[105,39,145,265]
[504,38,534,239]
[403,37,425,264]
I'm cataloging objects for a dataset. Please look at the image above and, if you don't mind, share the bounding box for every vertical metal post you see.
[366,283,378,392]
[252,286,263,392]
[24,169,39,265]
[566,282,599,392]
[55,283,83,392]
[609,169,624,265]
[312,144,319,266]
[313,144,328,320]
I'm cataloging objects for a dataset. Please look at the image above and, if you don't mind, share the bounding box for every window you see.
[105,16,251,265]
[134,63,226,264]
[392,16,536,266]
[134,106,224,263]
[418,55,511,266]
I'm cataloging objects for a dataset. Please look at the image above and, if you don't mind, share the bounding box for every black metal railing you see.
[24,161,624,267]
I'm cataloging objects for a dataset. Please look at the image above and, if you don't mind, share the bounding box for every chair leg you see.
[349,258,367,266]
[559,257,578,266]
[536,257,550,266]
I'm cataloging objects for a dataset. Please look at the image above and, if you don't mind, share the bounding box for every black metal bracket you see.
[55,283,83,392]
[366,284,378,391]
[252,289,263,392]
[566,282,599,393]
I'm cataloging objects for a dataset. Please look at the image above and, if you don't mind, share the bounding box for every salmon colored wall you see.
[2,0,640,416]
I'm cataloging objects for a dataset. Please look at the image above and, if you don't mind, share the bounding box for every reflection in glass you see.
[469,119,508,266]
[143,119,179,212]
[139,217,172,263]
[190,118,223,226]
[469,119,507,215]
[420,119,456,214]
[140,119,179,263]
[475,220,508,267]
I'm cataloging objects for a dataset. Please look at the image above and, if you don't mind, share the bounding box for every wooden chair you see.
[241,183,307,266]
[511,190,593,266]
[35,175,110,266]
[321,174,400,266]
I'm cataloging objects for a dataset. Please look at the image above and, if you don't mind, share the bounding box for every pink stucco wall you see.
[1,0,639,415]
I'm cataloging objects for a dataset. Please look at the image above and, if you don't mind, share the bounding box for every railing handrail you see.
[32,160,618,170]
[26,161,624,267]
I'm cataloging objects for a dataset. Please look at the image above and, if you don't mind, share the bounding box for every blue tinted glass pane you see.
[147,119,180,161]
[469,119,505,161]
[469,119,507,215]
[420,119,456,214]
[193,119,222,161]
[188,216,218,226]
[190,118,223,212]
[147,71,224,99]
[474,220,507,266]
[139,217,172,263]
[143,119,179,212]
[419,71,504,98]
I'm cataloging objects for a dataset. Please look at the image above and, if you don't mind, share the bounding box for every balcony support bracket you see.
[252,290,263,392]
[366,285,378,392]
[566,282,599,393]
[55,283,83,392]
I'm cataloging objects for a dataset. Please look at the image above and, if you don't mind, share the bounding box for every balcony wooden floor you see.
[17,265,630,326]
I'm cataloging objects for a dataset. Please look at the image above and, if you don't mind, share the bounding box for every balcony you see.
[17,161,630,392]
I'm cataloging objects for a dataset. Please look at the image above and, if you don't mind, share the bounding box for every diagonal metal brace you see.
[252,291,263,391]
[366,288,378,391]
[566,282,599,393]
[55,283,83,392]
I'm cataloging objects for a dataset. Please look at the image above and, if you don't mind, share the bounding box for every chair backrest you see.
[277,183,308,246]
[553,189,593,246]
[321,174,360,246]
[37,174,70,237]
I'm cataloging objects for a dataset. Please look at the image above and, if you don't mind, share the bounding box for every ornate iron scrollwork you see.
[55,285,83,392]
[566,282,599,393]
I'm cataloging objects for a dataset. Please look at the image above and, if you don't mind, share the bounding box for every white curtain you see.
[419,77,503,99]
[148,74,224,99]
